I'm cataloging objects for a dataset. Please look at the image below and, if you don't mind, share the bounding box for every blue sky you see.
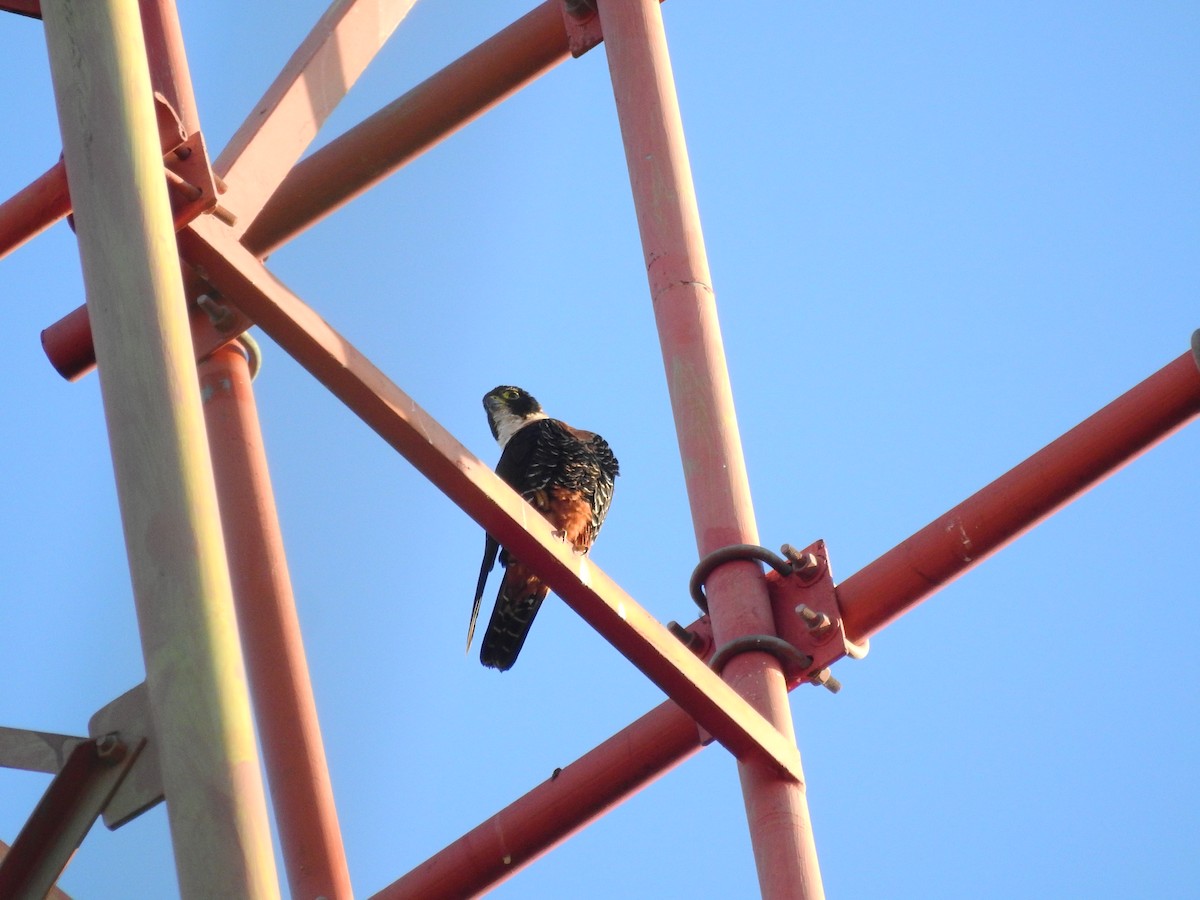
[1,2,1197,897]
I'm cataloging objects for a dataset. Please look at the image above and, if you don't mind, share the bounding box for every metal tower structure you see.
[0,1,1197,897]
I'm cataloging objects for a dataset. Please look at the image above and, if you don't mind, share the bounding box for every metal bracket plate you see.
[766,540,868,690]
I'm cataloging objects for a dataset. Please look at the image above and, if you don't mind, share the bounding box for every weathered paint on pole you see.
[215,0,418,233]
[597,1,825,897]
[374,700,703,899]
[0,160,71,261]
[39,1,279,896]
[200,343,353,900]
[180,215,806,783]
[240,0,576,256]
[837,343,1200,641]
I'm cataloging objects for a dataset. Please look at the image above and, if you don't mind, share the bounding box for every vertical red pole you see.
[597,2,825,897]
[138,0,201,132]
[200,343,353,900]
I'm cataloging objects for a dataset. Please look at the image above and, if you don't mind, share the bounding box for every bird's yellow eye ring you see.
[501,389,519,400]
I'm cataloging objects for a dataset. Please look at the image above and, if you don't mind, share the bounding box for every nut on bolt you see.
[780,544,821,581]
[809,668,842,694]
[667,621,705,655]
[95,732,127,763]
[795,603,833,637]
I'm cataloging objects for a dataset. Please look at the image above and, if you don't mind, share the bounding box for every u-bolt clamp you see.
[688,544,794,613]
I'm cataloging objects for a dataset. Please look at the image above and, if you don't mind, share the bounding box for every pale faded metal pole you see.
[40,2,280,896]
[597,0,825,896]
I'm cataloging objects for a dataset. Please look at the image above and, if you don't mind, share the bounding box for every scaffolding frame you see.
[0,1,1197,897]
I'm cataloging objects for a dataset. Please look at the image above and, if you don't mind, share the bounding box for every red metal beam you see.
[0,160,71,261]
[0,737,140,900]
[41,266,251,382]
[0,0,199,264]
[599,1,824,897]
[837,341,1200,641]
[200,344,353,900]
[179,214,806,783]
[377,342,1200,897]
[0,844,71,900]
[240,0,581,256]
[0,1,40,19]
[214,0,417,234]
[139,0,200,134]
[372,698,704,899]
[35,0,644,376]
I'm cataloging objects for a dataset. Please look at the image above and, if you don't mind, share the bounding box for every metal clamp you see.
[689,544,794,612]
[709,635,812,679]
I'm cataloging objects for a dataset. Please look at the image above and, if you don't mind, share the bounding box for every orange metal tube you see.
[240,0,573,257]
[181,214,806,782]
[599,1,824,897]
[139,0,200,134]
[0,0,196,267]
[0,161,70,262]
[41,267,252,382]
[371,344,1200,898]
[373,700,703,899]
[837,342,1200,642]
[40,0,587,376]
[200,343,353,900]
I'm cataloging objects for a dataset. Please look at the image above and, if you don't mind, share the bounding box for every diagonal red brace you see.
[837,337,1200,641]
[179,215,804,783]
[372,334,1200,899]
[0,736,143,899]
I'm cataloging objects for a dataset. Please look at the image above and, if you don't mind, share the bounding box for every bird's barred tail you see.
[479,563,548,671]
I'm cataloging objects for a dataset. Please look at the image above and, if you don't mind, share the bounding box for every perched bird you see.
[468,386,619,671]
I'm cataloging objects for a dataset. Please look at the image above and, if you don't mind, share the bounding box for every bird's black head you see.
[483,386,544,443]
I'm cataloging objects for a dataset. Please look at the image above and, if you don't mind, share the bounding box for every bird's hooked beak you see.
[482,393,505,441]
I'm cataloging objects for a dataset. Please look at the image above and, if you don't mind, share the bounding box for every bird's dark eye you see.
[501,389,519,401]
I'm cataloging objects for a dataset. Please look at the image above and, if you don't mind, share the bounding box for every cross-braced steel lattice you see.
[0,1,1197,898]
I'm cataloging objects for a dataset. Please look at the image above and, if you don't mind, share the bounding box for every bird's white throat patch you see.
[494,409,548,449]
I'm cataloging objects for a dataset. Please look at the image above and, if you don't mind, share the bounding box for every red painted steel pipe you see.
[39,0,629,377]
[180,214,806,782]
[0,738,130,899]
[200,343,353,900]
[241,0,575,257]
[372,699,703,899]
[838,341,1200,642]
[41,271,251,381]
[0,1,195,266]
[599,1,824,897]
[0,161,70,262]
[0,1,41,20]
[139,0,200,135]
[377,340,1200,899]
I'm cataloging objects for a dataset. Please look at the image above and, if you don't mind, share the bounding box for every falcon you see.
[467,386,619,671]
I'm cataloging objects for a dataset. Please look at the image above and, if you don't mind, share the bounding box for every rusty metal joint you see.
[689,544,793,612]
[794,603,833,638]
[709,635,812,680]
[559,0,602,57]
[195,292,237,332]
[666,620,707,657]
[563,0,596,18]
[808,669,842,694]
[94,732,127,764]
[780,543,824,583]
